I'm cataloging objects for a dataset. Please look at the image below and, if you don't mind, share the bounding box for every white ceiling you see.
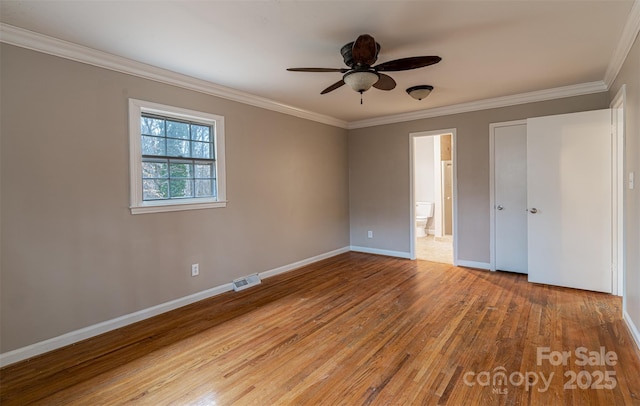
[0,1,635,123]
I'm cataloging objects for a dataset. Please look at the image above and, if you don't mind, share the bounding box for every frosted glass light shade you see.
[343,71,379,92]
[406,85,433,100]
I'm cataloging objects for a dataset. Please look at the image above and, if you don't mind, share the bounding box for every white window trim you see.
[128,99,227,214]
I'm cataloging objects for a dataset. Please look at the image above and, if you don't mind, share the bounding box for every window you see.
[129,99,226,214]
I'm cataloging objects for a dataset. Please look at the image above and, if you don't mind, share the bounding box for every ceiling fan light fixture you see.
[343,70,380,93]
[407,85,434,100]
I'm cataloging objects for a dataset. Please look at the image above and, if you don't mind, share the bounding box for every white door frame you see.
[611,85,626,297]
[433,137,443,238]
[489,120,527,272]
[409,129,458,263]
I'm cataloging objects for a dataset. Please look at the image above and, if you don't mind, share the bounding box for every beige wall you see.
[610,32,640,342]
[0,45,350,352]
[348,93,610,261]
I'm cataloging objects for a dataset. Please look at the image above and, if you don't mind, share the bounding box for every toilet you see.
[415,202,434,237]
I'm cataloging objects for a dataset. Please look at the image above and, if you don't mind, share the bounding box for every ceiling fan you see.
[287,34,441,102]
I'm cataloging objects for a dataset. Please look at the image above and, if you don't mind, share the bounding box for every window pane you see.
[141,117,164,136]
[143,179,169,200]
[142,161,168,178]
[194,163,212,178]
[142,135,166,156]
[192,142,211,159]
[170,179,194,198]
[195,179,213,197]
[167,139,190,157]
[166,120,189,139]
[192,125,211,142]
[170,162,193,178]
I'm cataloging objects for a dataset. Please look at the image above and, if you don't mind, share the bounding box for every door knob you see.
[529,208,538,214]
[496,205,504,210]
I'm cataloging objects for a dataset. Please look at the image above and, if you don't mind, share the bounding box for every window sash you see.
[140,114,215,160]
[141,157,216,201]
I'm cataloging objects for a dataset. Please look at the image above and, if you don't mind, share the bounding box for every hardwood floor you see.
[1,252,639,405]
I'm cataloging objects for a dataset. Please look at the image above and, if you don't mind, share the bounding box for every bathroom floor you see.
[417,235,453,264]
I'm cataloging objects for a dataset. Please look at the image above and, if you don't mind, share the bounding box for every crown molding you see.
[347,81,608,129]
[0,23,348,129]
[604,0,640,87]
[1,15,631,132]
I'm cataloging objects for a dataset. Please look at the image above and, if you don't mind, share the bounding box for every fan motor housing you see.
[341,41,381,67]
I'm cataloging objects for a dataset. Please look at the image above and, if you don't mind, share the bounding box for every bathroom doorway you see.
[410,130,457,264]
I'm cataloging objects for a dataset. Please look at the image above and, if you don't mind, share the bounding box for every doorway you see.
[410,130,457,264]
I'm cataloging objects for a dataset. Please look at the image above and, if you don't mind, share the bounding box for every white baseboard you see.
[0,246,350,368]
[623,309,640,352]
[0,283,233,368]
[350,246,411,259]
[259,247,350,279]
[455,260,491,270]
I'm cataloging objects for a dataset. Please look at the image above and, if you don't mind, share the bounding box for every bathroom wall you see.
[414,136,436,203]
[414,136,436,232]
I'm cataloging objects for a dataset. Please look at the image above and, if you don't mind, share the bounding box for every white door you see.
[493,122,528,274]
[442,161,453,235]
[527,109,612,293]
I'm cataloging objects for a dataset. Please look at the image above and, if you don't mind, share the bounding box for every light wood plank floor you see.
[1,252,639,405]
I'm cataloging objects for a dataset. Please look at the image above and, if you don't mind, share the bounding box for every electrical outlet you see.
[191,263,199,277]
[367,230,373,238]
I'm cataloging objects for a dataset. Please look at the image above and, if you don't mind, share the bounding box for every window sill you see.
[130,199,227,214]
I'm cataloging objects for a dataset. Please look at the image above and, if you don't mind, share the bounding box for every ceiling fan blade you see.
[373,73,396,91]
[374,56,442,72]
[287,67,349,73]
[351,34,378,66]
[321,79,346,94]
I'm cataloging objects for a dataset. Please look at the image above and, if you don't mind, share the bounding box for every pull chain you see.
[360,91,363,105]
